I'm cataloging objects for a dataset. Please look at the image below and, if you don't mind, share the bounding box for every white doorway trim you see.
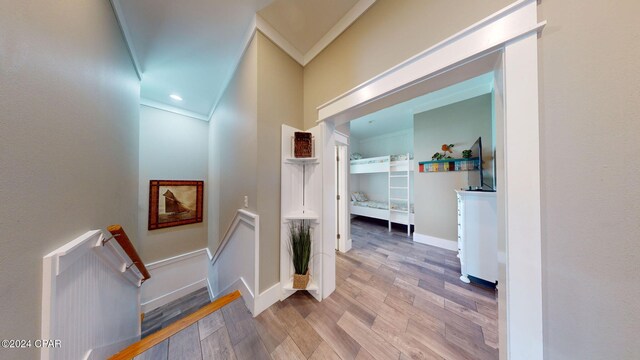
[316,1,545,359]
[335,140,350,253]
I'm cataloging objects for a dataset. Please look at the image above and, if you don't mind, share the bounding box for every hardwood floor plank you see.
[200,327,236,360]
[232,331,270,360]
[444,282,497,305]
[273,302,306,329]
[444,300,498,334]
[271,336,306,360]
[284,291,320,318]
[482,327,499,350]
[384,293,444,336]
[393,277,445,308]
[306,309,361,360]
[405,320,472,360]
[476,302,498,320]
[222,298,255,346]
[444,323,498,360]
[198,310,225,341]
[134,339,168,360]
[370,316,443,360]
[168,324,202,360]
[413,296,484,341]
[288,319,323,358]
[354,291,409,333]
[355,348,376,360]
[309,341,342,360]
[346,275,388,302]
[330,289,377,328]
[417,279,478,311]
[337,311,401,360]
[253,307,288,354]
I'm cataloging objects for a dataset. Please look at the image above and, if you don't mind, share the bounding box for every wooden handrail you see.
[107,225,151,281]
[108,291,241,360]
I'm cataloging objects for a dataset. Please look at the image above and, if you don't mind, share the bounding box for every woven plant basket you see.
[294,132,313,158]
[292,271,310,289]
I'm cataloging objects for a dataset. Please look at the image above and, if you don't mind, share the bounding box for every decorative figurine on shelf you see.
[294,132,313,158]
[289,219,311,289]
[432,144,455,160]
[462,149,472,159]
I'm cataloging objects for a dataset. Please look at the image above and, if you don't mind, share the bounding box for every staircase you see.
[141,287,211,338]
[110,291,242,360]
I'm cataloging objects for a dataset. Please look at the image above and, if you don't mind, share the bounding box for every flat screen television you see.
[467,137,485,191]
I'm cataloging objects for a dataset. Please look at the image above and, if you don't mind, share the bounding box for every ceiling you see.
[111,0,375,120]
[258,0,360,54]
[350,73,494,139]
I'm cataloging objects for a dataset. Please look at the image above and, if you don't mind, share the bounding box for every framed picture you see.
[148,180,204,230]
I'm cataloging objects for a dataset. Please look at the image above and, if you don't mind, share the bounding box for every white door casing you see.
[315,1,545,358]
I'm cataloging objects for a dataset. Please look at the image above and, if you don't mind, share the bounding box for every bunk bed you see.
[350,154,414,235]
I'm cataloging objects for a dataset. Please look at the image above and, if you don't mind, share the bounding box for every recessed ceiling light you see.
[169,94,183,101]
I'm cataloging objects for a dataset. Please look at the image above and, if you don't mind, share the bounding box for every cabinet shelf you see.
[282,278,319,292]
[284,157,319,164]
[418,158,479,172]
[283,211,319,222]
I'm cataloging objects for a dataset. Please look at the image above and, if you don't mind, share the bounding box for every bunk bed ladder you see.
[388,153,411,236]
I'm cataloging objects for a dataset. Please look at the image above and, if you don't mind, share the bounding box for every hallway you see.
[134,217,498,359]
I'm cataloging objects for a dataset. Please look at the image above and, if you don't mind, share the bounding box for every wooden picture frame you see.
[148,180,204,230]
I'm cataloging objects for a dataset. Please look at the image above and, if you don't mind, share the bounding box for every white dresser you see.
[455,190,498,284]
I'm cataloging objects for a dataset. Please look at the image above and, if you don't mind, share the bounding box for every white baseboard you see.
[141,248,210,313]
[254,283,281,315]
[214,277,254,315]
[141,279,208,313]
[413,232,457,251]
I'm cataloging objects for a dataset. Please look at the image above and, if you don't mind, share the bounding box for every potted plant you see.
[288,219,312,289]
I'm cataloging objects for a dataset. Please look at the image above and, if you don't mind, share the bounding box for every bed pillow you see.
[352,192,368,202]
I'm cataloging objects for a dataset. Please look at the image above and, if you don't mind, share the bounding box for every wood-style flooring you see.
[141,287,212,338]
[135,217,498,360]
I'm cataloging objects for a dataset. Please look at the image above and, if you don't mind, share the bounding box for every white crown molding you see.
[255,15,304,64]
[303,0,376,65]
[141,98,210,121]
[316,0,545,118]
[109,0,143,80]
[207,18,258,120]
[111,0,375,118]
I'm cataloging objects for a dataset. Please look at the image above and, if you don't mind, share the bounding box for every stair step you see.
[109,291,241,360]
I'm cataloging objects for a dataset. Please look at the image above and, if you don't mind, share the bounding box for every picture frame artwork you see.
[148,180,204,230]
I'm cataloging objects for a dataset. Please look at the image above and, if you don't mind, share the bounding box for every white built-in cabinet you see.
[456,190,498,284]
[280,124,323,301]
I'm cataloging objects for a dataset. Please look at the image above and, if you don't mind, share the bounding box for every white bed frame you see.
[350,203,415,225]
[350,154,414,233]
[350,155,414,174]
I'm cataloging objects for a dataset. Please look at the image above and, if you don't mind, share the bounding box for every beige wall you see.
[413,95,492,242]
[537,1,640,358]
[256,33,304,291]
[138,105,209,263]
[302,0,512,128]
[209,35,259,250]
[0,0,140,353]
[209,32,303,292]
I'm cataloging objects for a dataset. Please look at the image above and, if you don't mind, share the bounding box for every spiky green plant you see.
[288,220,312,275]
